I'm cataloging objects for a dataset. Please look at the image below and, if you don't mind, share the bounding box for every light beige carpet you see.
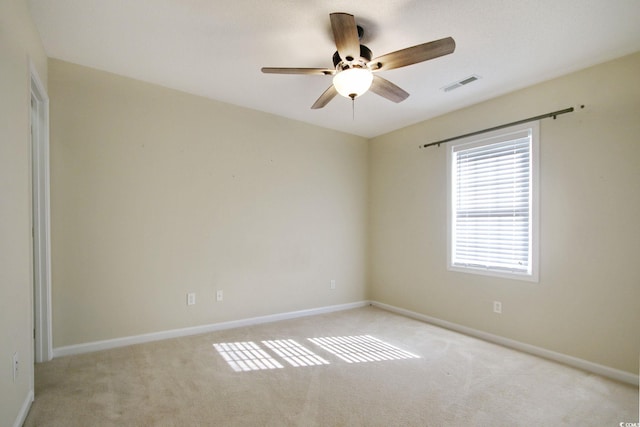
[24,306,638,426]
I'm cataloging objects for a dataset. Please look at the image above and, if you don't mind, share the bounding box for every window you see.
[447,122,539,281]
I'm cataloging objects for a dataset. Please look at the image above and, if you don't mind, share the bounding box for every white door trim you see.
[30,60,52,363]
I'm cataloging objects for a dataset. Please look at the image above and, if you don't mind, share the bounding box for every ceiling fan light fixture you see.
[261,13,456,109]
[333,67,373,99]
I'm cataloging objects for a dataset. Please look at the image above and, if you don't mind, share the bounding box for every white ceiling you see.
[28,0,640,138]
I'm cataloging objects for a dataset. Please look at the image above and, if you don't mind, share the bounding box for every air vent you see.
[442,75,481,92]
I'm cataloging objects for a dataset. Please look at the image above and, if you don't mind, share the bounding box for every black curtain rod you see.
[419,106,580,149]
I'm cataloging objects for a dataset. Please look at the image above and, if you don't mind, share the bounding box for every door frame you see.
[30,60,52,363]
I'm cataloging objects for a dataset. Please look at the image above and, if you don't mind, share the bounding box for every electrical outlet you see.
[187,293,196,306]
[216,290,223,302]
[493,301,502,314]
[12,353,18,382]
[330,279,336,290]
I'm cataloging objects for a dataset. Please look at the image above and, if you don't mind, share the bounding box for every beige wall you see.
[48,53,640,375]
[369,52,640,374]
[0,0,48,425]
[49,59,369,347]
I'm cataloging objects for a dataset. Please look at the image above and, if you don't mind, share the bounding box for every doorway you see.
[30,61,52,363]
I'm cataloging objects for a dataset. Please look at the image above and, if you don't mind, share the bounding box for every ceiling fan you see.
[261,12,456,109]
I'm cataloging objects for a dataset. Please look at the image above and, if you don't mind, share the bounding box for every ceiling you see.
[28,0,640,138]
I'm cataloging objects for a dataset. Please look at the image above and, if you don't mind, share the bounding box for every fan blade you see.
[370,37,455,72]
[261,67,335,75]
[370,75,409,103]
[330,13,360,62]
[311,85,338,109]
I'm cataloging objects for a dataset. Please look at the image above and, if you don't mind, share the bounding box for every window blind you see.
[451,130,532,275]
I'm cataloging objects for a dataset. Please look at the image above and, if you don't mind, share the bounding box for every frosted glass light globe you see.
[333,68,373,99]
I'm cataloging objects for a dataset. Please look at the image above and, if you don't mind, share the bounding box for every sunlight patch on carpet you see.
[308,335,420,363]
[213,341,284,372]
[262,339,330,367]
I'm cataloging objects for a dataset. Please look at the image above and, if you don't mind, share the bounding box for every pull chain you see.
[352,97,355,120]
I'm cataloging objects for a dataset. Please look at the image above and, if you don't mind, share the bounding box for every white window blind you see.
[448,123,538,280]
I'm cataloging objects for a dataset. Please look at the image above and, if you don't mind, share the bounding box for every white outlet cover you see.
[187,293,196,305]
[13,353,18,382]
[216,290,223,301]
[493,301,502,313]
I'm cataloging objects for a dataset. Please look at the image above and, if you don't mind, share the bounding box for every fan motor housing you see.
[333,45,372,68]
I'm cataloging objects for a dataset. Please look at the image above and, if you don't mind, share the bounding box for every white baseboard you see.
[52,301,369,358]
[371,301,639,386]
[51,299,638,386]
[13,389,33,427]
